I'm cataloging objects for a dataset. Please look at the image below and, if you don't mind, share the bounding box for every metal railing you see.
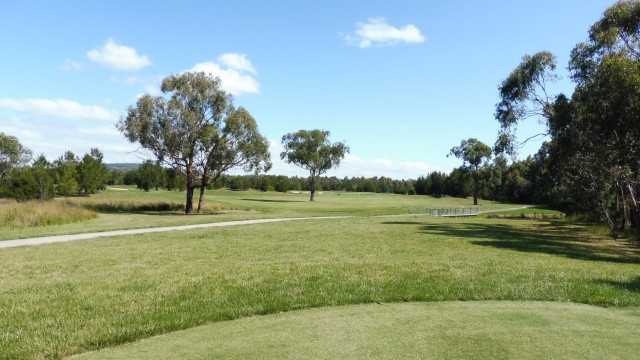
[408,207,479,217]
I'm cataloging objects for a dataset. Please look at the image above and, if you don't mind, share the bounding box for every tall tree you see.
[449,138,492,205]
[280,129,349,201]
[118,72,271,214]
[496,0,640,233]
[562,0,640,232]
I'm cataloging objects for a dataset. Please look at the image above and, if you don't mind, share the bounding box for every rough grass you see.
[72,302,640,360]
[483,207,565,219]
[0,199,96,229]
[80,200,188,213]
[0,188,522,241]
[1,216,639,358]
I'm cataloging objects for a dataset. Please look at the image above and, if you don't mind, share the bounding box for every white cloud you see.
[87,38,151,71]
[190,54,260,95]
[347,17,425,48]
[217,53,257,74]
[0,98,119,121]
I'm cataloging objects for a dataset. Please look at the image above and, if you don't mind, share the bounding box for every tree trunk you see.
[184,164,194,214]
[185,186,194,214]
[197,172,209,214]
[473,176,479,206]
[309,174,315,201]
[197,183,206,214]
[627,182,640,233]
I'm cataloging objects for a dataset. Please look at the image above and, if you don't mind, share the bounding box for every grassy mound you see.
[72,301,640,360]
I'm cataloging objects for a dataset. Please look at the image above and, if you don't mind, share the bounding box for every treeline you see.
[0,147,110,201]
[115,158,547,205]
[490,0,640,234]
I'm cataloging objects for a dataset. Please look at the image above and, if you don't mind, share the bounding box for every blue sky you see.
[0,0,616,179]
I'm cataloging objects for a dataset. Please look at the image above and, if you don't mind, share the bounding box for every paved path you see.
[0,206,534,250]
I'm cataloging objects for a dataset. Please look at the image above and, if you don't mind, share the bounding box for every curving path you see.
[0,206,535,249]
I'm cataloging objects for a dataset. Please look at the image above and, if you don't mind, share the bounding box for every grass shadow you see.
[385,220,640,264]
[596,277,640,293]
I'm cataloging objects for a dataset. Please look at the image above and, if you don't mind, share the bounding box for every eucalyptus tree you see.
[494,51,558,157]
[562,0,640,232]
[495,0,640,232]
[448,138,492,205]
[280,129,349,201]
[118,72,271,214]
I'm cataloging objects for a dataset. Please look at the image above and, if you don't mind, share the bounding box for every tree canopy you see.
[494,51,558,157]
[280,129,349,201]
[496,0,640,233]
[449,138,492,205]
[0,132,32,181]
[118,72,271,213]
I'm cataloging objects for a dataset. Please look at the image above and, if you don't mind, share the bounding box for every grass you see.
[482,206,564,219]
[0,199,96,229]
[71,301,640,360]
[1,216,639,358]
[0,187,522,240]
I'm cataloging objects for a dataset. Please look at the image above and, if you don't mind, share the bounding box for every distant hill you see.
[106,163,140,171]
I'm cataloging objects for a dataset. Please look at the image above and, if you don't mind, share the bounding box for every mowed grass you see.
[1,216,639,358]
[72,301,640,360]
[0,187,520,240]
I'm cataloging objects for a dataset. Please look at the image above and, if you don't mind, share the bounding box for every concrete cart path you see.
[0,216,352,249]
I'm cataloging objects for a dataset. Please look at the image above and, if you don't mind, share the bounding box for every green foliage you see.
[77,148,109,196]
[0,132,32,181]
[118,72,271,214]
[55,162,79,197]
[494,51,558,156]
[31,157,55,201]
[137,160,166,191]
[494,0,640,232]
[281,129,349,201]
[449,138,492,205]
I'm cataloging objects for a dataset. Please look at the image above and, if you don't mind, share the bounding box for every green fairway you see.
[1,214,638,358]
[71,301,640,360]
[0,187,522,240]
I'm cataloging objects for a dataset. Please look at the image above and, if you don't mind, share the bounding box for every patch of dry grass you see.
[0,199,96,229]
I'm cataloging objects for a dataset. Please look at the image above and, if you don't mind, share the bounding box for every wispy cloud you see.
[217,53,257,74]
[190,53,259,95]
[87,38,151,71]
[59,59,85,72]
[0,98,119,121]
[264,139,434,180]
[346,17,425,48]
